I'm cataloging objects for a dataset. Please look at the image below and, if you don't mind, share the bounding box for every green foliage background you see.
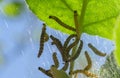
[3,2,23,16]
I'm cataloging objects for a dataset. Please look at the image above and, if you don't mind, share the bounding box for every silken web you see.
[37,26,115,78]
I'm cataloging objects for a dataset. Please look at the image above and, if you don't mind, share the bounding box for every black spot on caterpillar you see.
[50,35,67,61]
[38,67,52,77]
[49,16,76,32]
[84,51,92,71]
[38,23,49,58]
[66,40,83,62]
[52,52,59,68]
[88,43,106,57]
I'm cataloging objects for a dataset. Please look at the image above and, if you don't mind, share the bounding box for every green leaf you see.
[26,0,120,39]
[113,15,120,66]
[50,66,69,78]
[0,0,2,3]
[3,2,23,16]
[26,0,120,65]
[100,52,120,77]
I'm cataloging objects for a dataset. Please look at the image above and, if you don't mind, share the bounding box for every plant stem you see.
[69,0,89,78]
[78,0,89,37]
[69,46,77,78]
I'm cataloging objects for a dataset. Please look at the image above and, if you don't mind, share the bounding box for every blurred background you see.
[0,0,116,78]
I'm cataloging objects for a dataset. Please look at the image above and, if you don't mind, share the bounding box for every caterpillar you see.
[61,62,69,71]
[50,35,64,53]
[52,52,59,68]
[84,51,92,70]
[69,69,83,75]
[38,23,49,58]
[38,67,52,77]
[66,40,83,62]
[74,10,79,35]
[63,34,77,60]
[65,36,79,57]
[88,43,106,57]
[50,35,67,61]
[70,69,98,78]
[44,32,49,42]
[49,16,76,31]
[63,34,77,49]
[83,70,98,78]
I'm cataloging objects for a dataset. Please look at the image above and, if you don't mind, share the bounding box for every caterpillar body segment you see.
[38,23,49,58]
[53,52,59,68]
[70,70,98,78]
[84,51,92,70]
[61,62,69,71]
[38,67,52,77]
[74,10,80,36]
[65,36,79,58]
[88,43,106,57]
[66,40,83,62]
[63,34,77,49]
[50,35,63,53]
[50,35,67,61]
[84,70,98,78]
[49,16,76,32]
